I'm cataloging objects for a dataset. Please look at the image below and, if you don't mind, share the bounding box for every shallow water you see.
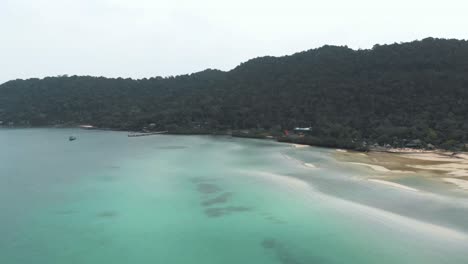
[1,129,467,264]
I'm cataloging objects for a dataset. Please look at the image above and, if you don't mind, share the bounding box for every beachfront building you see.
[293,127,313,136]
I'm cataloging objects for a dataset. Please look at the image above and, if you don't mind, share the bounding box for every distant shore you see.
[3,125,468,190]
[2,124,465,152]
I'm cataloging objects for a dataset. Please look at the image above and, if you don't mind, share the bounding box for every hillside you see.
[1,38,468,150]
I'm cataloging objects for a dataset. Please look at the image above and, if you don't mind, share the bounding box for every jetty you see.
[128,131,168,137]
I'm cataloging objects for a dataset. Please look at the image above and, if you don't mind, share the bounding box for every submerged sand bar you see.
[368,179,419,192]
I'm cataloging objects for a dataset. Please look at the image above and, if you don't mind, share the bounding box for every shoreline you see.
[3,126,468,191]
[3,126,467,157]
[368,179,419,192]
[335,148,468,191]
[2,125,466,153]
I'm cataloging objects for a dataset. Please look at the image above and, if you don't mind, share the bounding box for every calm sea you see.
[1,129,467,264]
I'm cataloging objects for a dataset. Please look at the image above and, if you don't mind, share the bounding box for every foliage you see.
[1,38,468,149]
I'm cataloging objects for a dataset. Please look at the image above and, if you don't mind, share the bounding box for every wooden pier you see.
[128,131,168,137]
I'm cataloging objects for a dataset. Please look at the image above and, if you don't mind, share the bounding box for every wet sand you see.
[303,163,317,168]
[335,149,468,191]
[368,179,419,192]
[348,162,390,172]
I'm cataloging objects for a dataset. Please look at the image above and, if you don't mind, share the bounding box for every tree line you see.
[1,38,467,150]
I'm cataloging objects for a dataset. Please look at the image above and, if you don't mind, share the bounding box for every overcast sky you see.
[0,0,466,84]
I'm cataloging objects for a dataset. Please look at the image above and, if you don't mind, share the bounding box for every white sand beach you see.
[336,150,468,191]
[402,152,468,178]
[291,143,309,148]
[448,170,468,177]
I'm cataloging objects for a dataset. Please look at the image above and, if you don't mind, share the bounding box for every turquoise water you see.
[1,129,468,264]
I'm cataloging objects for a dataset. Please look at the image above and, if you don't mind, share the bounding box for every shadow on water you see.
[201,192,232,206]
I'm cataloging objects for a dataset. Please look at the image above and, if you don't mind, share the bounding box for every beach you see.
[335,149,468,192]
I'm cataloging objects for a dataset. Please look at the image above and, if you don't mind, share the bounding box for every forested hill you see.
[1,38,468,149]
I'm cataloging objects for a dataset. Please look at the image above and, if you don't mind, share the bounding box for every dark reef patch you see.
[97,211,118,218]
[261,212,287,224]
[204,206,251,218]
[55,209,76,215]
[204,208,225,217]
[265,215,287,224]
[190,177,215,184]
[197,183,222,194]
[261,238,277,249]
[201,192,232,206]
[261,238,311,264]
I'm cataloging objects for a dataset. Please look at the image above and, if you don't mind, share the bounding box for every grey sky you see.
[0,0,466,84]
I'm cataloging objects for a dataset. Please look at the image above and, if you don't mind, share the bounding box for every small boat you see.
[69,136,77,141]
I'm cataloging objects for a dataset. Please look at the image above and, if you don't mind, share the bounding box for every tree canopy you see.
[1,38,467,150]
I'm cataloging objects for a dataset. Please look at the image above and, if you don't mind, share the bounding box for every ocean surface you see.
[1,128,468,264]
